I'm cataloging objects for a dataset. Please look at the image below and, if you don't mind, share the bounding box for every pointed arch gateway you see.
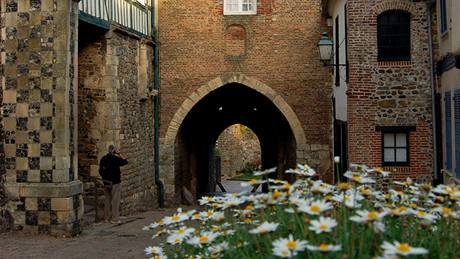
[161,74,308,203]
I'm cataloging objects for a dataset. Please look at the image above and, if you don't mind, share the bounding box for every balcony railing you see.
[78,0,153,37]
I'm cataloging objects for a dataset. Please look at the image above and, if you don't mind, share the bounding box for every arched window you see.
[377,10,411,61]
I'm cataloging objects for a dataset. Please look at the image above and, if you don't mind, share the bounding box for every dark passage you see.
[175,83,297,200]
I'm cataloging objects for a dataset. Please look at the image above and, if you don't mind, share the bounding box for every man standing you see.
[99,145,128,224]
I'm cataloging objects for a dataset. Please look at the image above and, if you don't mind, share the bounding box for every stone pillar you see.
[1,0,83,236]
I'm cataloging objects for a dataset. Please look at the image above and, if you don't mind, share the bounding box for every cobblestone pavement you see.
[0,182,253,259]
[0,208,186,259]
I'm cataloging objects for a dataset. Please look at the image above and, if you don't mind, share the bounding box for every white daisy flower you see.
[332,192,364,208]
[208,241,229,255]
[344,171,376,184]
[272,234,308,258]
[306,243,341,252]
[286,164,316,177]
[144,246,165,257]
[308,216,337,234]
[297,200,333,215]
[249,221,279,234]
[241,179,267,187]
[366,167,391,177]
[433,206,460,218]
[412,210,437,223]
[163,213,188,225]
[186,231,220,248]
[253,167,277,176]
[311,181,335,195]
[350,210,388,223]
[372,221,386,233]
[381,241,428,256]
[166,227,195,245]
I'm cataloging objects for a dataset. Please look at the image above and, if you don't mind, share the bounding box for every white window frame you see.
[224,0,257,15]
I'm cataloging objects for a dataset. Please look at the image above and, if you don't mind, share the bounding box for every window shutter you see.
[445,91,452,171]
[455,90,460,178]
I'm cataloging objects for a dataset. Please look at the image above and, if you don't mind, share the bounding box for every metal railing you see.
[78,0,153,36]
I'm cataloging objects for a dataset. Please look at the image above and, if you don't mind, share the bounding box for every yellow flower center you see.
[273,190,282,199]
[249,179,258,185]
[171,215,180,222]
[367,211,379,220]
[244,218,252,223]
[319,244,329,251]
[199,236,209,244]
[287,240,297,250]
[310,205,321,213]
[178,229,185,235]
[361,189,371,196]
[245,205,254,211]
[442,207,452,215]
[207,211,214,217]
[410,203,417,209]
[319,224,328,231]
[397,243,411,253]
[352,175,362,182]
[418,211,426,217]
[338,183,351,190]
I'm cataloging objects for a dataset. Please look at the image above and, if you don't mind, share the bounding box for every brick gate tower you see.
[158,0,333,203]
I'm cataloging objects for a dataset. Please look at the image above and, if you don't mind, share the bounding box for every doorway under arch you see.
[160,73,309,204]
[173,83,299,201]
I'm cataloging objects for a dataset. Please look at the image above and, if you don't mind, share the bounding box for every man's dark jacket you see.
[99,153,128,185]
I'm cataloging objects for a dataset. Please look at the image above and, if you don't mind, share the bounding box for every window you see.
[455,90,460,177]
[440,0,448,34]
[344,4,349,82]
[224,0,257,15]
[377,126,415,166]
[383,132,409,165]
[445,92,452,170]
[335,16,340,86]
[377,10,411,61]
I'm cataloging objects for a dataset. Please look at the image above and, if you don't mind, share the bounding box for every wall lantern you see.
[317,32,348,68]
[318,32,333,64]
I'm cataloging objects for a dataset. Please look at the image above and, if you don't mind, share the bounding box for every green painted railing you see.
[78,0,153,36]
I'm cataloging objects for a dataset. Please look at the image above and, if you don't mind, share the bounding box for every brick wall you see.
[347,0,434,180]
[217,124,261,178]
[159,0,333,195]
[78,35,106,183]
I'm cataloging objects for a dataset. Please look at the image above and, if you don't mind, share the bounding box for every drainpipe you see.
[152,0,165,208]
[427,0,440,184]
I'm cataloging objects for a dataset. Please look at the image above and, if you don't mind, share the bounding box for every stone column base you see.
[5,181,83,237]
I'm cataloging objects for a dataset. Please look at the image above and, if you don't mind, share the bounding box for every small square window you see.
[224,0,257,15]
[382,132,409,166]
[377,126,415,166]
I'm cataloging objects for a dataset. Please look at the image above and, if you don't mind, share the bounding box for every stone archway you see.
[160,74,308,203]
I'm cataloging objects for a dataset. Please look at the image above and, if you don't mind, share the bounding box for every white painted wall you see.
[328,0,348,122]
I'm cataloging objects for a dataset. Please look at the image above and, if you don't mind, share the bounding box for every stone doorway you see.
[166,81,306,204]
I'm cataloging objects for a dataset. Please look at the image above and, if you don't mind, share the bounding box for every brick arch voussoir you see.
[372,0,416,17]
[163,74,308,155]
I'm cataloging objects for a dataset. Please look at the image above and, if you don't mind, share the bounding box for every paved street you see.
[0,182,255,259]
[0,208,183,259]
